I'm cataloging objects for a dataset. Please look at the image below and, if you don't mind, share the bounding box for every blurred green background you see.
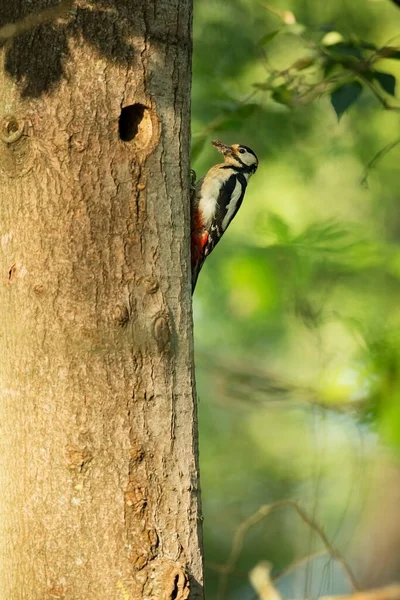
[191,1,400,598]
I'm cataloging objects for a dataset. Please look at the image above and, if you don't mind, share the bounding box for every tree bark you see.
[0,1,203,599]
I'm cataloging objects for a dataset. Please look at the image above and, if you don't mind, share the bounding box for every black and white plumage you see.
[191,140,258,292]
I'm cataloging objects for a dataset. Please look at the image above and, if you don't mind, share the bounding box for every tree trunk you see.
[0,1,203,599]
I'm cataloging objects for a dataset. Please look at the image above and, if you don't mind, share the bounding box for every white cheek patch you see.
[222,178,243,231]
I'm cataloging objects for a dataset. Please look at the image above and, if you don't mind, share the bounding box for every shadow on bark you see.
[0,0,139,97]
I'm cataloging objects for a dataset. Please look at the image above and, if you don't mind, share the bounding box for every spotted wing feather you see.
[191,171,246,292]
[203,172,246,257]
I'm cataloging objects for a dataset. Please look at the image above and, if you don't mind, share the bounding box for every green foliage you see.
[331,82,363,119]
[258,29,281,46]
[193,7,400,145]
[253,27,400,117]
[192,1,400,597]
[373,71,396,96]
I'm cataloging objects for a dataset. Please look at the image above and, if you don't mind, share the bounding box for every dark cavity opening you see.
[119,103,146,142]
[6,118,19,135]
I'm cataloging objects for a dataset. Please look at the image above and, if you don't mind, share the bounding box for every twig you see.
[260,2,296,24]
[357,75,400,112]
[273,550,331,584]
[216,500,359,600]
[250,561,282,600]
[192,89,260,146]
[360,137,400,188]
[322,584,400,600]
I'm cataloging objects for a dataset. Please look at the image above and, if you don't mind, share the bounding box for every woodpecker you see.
[191,140,258,292]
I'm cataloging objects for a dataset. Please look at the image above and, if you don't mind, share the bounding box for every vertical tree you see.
[0,1,203,599]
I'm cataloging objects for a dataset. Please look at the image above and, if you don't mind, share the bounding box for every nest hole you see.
[119,103,148,142]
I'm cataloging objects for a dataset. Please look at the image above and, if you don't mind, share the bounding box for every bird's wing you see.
[204,171,245,257]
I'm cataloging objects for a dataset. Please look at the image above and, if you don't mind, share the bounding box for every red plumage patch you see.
[191,209,208,268]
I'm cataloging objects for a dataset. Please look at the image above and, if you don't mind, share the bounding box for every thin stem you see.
[216,500,359,600]
[358,75,400,112]
[360,137,400,187]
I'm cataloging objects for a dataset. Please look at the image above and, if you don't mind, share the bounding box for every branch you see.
[358,75,400,113]
[250,561,283,600]
[322,585,400,600]
[360,137,400,188]
[215,500,358,600]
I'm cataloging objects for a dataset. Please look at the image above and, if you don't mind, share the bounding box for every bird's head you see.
[212,140,258,173]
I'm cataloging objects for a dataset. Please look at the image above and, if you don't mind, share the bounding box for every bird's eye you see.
[238,148,246,154]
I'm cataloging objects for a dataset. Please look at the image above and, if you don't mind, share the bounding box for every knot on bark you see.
[141,559,190,600]
[163,565,190,600]
[0,116,34,178]
[65,445,93,471]
[143,276,159,294]
[129,440,145,465]
[153,313,172,354]
[8,262,27,284]
[48,583,66,598]
[1,115,25,144]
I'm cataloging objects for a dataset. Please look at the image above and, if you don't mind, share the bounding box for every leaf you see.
[330,81,363,119]
[318,24,335,33]
[290,57,315,70]
[282,10,296,25]
[258,30,280,46]
[373,71,396,96]
[295,220,350,248]
[323,59,343,77]
[284,22,306,35]
[358,40,378,51]
[233,103,259,118]
[291,219,362,261]
[377,46,400,60]
[267,213,291,243]
[253,73,276,91]
[326,42,363,60]
[271,85,294,107]
[321,31,344,46]
[252,81,272,91]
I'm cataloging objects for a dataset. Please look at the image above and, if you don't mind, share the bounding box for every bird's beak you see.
[212,140,234,156]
